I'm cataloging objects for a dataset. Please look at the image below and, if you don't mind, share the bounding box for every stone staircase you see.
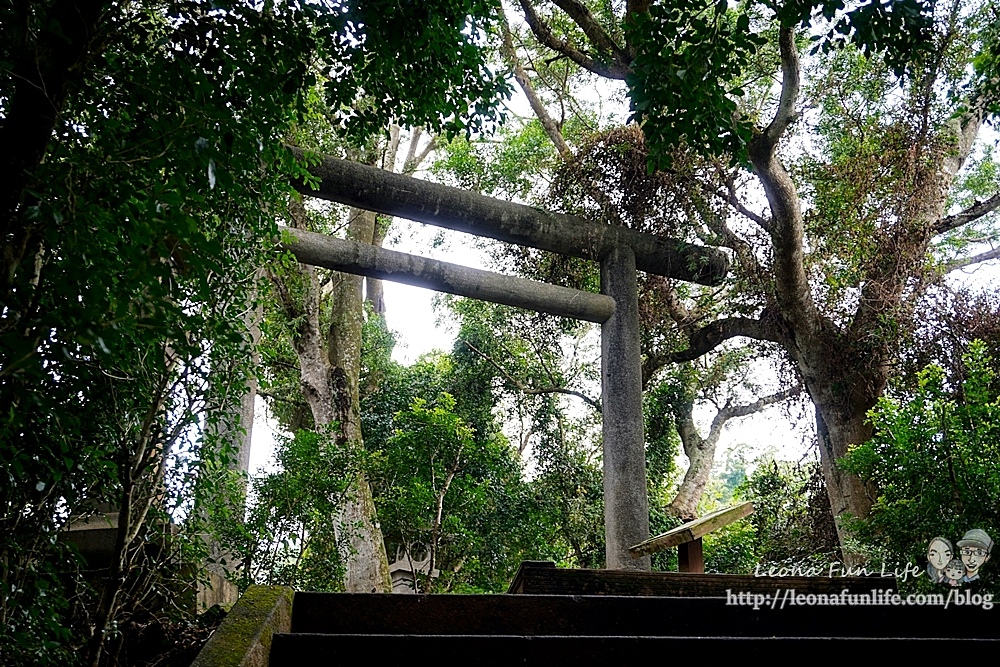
[260,563,998,664]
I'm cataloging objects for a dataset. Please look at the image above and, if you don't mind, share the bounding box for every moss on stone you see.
[190,586,294,667]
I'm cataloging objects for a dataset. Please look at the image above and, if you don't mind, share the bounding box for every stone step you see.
[289,591,997,638]
[269,633,1000,665]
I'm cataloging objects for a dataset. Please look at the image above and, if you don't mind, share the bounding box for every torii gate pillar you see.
[601,245,650,569]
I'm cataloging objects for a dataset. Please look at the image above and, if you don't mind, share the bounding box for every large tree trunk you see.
[271,198,391,593]
[813,404,873,541]
[327,206,392,593]
[797,106,983,557]
[364,214,391,316]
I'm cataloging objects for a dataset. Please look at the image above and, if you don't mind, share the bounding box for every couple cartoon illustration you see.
[927,529,993,587]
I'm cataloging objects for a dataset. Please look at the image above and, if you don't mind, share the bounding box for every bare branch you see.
[944,246,1000,273]
[933,193,1000,235]
[719,385,802,421]
[383,124,402,172]
[460,337,601,411]
[501,21,574,160]
[501,19,574,160]
[660,382,803,518]
[517,0,630,80]
[723,172,770,231]
[403,126,423,171]
[401,127,437,175]
[695,186,765,281]
[407,136,437,174]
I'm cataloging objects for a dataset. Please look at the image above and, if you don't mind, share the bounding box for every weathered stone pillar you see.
[601,245,650,570]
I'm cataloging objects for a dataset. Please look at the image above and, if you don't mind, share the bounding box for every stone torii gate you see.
[284,148,728,570]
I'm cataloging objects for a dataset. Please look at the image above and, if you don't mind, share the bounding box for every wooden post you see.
[601,245,650,570]
[678,538,704,573]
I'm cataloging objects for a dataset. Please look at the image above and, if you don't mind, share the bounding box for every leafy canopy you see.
[625,0,959,167]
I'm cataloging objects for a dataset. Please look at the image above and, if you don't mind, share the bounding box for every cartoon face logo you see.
[926,537,953,583]
[956,529,992,583]
[944,559,965,583]
[927,537,953,571]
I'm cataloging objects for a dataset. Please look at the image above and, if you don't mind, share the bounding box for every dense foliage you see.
[1,0,510,662]
[842,340,1000,593]
[1,2,314,662]
[628,0,941,167]
[211,427,359,592]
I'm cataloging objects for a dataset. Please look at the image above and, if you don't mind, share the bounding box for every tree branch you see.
[721,171,770,231]
[944,246,1000,273]
[459,338,601,411]
[407,137,437,174]
[748,28,815,339]
[501,19,574,160]
[665,382,800,520]
[667,315,786,363]
[383,124,402,172]
[694,186,765,281]
[550,0,628,65]
[403,126,422,171]
[661,280,696,328]
[256,389,306,407]
[933,193,1000,235]
[718,385,802,421]
[517,0,630,80]
[761,27,800,152]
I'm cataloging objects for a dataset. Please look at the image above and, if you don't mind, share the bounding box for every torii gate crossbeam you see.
[285,150,729,570]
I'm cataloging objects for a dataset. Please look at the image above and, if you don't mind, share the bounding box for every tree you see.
[1,1,317,661]
[334,316,546,592]
[265,118,451,591]
[504,0,1000,555]
[1,0,510,659]
[267,189,396,592]
[737,457,841,566]
[645,352,802,520]
[443,298,610,569]
[210,427,359,592]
